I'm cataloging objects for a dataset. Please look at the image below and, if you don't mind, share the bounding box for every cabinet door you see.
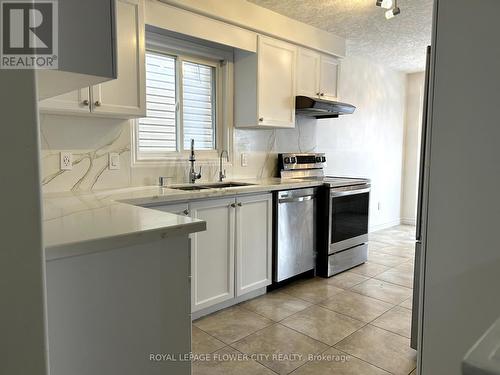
[235,194,272,296]
[189,198,235,312]
[257,36,296,128]
[319,55,340,100]
[39,88,91,114]
[296,48,320,98]
[91,0,146,118]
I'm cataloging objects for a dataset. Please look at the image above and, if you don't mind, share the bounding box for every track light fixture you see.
[376,0,400,19]
[376,0,393,9]
[385,6,401,19]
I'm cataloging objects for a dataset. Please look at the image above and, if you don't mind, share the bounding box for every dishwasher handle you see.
[278,195,315,204]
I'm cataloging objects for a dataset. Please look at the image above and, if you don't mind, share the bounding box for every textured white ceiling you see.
[248,0,433,72]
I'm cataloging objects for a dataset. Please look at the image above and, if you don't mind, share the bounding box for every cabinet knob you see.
[258,117,264,122]
[94,100,102,107]
[183,209,189,215]
[316,92,321,96]
[230,203,236,208]
[320,93,325,97]
[82,99,89,106]
[237,202,242,207]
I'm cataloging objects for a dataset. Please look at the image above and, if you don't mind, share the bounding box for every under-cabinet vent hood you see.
[295,96,356,119]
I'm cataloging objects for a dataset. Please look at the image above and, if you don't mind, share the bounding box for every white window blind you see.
[182,61,216,150]
[138,52,177,153]
[136,50,218,160]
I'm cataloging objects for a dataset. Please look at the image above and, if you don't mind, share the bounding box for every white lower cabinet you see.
[189,197,236,312]
[150,193,272,313]
[235,194,272,296]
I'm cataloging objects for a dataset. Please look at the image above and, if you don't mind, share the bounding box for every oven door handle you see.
[330,187,371,198]
[278,195,315,204]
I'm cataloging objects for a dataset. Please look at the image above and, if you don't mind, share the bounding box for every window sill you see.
[132,157,233,169]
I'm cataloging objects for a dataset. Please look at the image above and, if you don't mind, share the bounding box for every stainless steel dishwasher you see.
[274,187,318,282]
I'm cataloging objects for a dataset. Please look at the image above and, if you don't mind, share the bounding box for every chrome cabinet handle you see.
[94,100,102,107]
[82,99,89,106]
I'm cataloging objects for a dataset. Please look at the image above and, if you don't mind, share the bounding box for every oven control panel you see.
[278,153,326,171]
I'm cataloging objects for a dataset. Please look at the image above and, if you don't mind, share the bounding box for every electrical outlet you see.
[109,153,120,170]
[60,152,73,170]
[241,153,248,167]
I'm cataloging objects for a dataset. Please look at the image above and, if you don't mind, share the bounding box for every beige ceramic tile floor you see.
[192,225,417,374]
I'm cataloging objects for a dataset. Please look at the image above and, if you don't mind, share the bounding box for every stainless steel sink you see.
[169,185,212,191]
[168,182,255,191]
[201,182,255,189]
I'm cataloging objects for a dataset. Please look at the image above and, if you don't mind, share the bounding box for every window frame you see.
[133,40,226,164]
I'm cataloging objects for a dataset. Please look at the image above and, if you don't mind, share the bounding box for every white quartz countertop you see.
[43,178,324,259]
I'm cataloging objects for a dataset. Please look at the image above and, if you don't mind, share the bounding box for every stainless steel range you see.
[278,153,371,277]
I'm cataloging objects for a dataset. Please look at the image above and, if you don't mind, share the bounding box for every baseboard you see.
[401,217,416,226]
[369,218,402,233]
[191,287,267,320]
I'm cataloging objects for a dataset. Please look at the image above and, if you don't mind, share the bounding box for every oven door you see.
[329,185,370,254]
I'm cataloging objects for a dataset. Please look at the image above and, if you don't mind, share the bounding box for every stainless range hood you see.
[295,96,356,119]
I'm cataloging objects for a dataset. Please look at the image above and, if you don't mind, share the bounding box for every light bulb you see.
[381,0,393,9]
[385,7,400,19]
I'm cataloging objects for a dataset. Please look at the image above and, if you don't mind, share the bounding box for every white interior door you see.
[189,197,235,312]
[257,35,296,127]
[235,194,272,296]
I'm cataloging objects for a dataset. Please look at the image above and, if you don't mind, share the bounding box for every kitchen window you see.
[134,47,223,162]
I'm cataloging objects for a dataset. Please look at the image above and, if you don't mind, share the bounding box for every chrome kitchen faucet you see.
[189,139,202,184]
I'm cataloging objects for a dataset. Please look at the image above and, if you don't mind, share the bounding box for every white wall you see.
[315,56,407,231]
[401,72,425,225]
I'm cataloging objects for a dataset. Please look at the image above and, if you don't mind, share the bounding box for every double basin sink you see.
[168,182,255,191]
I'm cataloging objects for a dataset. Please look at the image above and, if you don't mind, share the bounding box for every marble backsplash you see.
[40,114,317,193]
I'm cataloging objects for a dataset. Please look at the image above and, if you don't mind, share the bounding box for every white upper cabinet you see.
[38,88,91,115]
[258,36,297,127]
[319,55,340,100]
[235,35,297,128]
[91,0,146,118]
[39,0,145,119]
[297,47,340,101]
[296,48,321,97]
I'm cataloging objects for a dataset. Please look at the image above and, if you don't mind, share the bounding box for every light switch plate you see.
[109,153,120,170]
[241,153,248,167]
[60,152,73,170]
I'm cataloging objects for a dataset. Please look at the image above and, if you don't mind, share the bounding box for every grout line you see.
[331,347,398,375]
[227,344,281,374]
